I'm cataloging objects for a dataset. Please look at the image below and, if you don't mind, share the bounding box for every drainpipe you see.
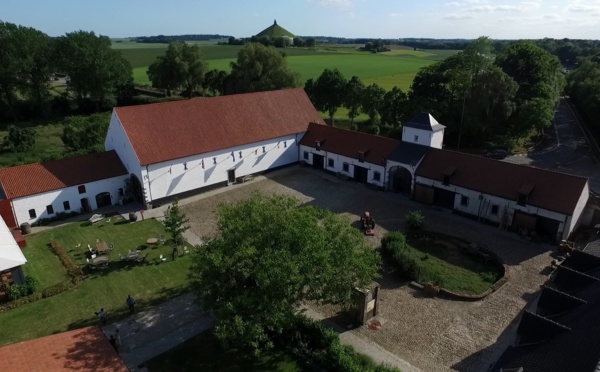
[145,165,153,208]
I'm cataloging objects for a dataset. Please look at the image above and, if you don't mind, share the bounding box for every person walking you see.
[95,308,107,326]
[126,295,136,313]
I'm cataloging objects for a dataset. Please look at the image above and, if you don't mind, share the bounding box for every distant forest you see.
[133,34,232,43]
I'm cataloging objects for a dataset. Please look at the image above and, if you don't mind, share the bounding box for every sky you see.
[1,0,598,40]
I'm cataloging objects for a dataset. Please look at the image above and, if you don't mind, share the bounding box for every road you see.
[505,98,600,194]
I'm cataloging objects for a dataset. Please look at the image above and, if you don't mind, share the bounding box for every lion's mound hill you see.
[255,20,295,39]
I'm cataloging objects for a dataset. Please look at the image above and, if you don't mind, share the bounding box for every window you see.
[46,205,55,215]
[315,141,321,151]
[414,135,419,142]
[373,171,381,181]
[63,201,71,210]
[343,162,349,172]
[460,196,469,207]
[328,158,334,168]
[491,205,499,216]
[303,151,309,160]
[29,209,36,219]
[78,185,86,194]
[443,175,450,186]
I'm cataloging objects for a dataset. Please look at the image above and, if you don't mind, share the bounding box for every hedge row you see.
[278,316,401,372]
[381,232,421,283]
[50,240,84,283]
[0,280,79,312]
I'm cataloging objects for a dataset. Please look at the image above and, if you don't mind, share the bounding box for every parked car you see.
[486,149,508,159]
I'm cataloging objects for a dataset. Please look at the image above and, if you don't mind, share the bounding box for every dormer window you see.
[315,141,321,151]
[358,152,365,163]
[517,182,535,206]
[442,165,457,186]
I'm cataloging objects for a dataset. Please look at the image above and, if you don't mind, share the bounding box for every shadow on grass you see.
[145,328,308,372]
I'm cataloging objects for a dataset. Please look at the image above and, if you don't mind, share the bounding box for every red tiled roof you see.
[115,88,324,165]
[299,123,401,166]
[0,151,127,200]
[0,326,128,372]
[415,149,588,215]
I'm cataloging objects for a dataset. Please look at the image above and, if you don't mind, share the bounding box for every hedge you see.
[277,316,401,372]
[50,240,84,283]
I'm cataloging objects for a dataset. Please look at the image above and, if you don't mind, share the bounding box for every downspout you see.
[382,159,388,191]
[145,165,153,208]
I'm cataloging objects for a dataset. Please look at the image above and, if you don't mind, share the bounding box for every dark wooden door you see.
[354,166,368,184]
[434,188,455,209]
[313,154,324,169]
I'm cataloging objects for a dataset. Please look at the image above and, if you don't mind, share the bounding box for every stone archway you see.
[388,166,413,195]
[129,174,144,204]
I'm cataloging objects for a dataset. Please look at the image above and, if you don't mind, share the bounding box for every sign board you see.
[366,299,375,313]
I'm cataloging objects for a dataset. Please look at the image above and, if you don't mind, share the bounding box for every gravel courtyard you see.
[180,166,553,372]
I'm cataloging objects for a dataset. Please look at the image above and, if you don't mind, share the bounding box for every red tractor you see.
[360,211,376,236]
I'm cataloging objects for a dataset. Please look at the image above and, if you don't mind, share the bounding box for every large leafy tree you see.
[61,113,110,155]
[0,21,53,119]
[380,86,408,127]
[2,126,36,152]
[306,68,347,124]
[190,193,380,353]
[147,41,208,98]
[566,59,600,135]
[225,43,299,94]
[362,83,386,120]
[204,69,228,96]
[344,76,365,124]
[495,41,564,137]
[56,31,133,111]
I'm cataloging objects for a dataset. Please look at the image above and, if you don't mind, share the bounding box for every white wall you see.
[145,134,302,201]
[565,181,590,237]
[105,110,143,180]
[11,175,128,226]
[415,176,576,240]
[402,127,444,149]
[299,145,386,187]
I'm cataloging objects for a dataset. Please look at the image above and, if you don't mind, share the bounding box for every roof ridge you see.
[115,88,304,112]
[315,124,401,144]
[433,148,589,181]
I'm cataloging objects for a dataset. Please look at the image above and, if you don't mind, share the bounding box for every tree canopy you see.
[56,31,133,111]
[147,41,208,97]
[305,68,347,124]
[225,43,299,94]
[61,113,110,155]
[189,193,380,353]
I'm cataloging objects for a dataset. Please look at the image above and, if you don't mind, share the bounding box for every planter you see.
[20,222,31,235]
[128,212,138,222]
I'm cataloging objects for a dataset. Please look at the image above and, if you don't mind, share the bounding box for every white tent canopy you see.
[0,215,27,272]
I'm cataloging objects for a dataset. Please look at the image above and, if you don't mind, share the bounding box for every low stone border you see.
[411,230,509,301]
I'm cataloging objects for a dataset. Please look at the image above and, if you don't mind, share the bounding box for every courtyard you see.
[180,165,553,372]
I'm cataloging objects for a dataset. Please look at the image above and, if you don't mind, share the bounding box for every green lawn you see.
[127,44,444,91]
[147,329,308,372]
[0,217,194,346]
[404,236,501,294]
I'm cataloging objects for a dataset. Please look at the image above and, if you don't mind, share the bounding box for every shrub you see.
[349,124,359,131]
[381,231,406,251]
[368,125,380,135]
[6,275,39,300]
[41,281,76,298]
[392,249,420,280]
[50,240,84,282]
[32,211,80,226]
[405,210,425,231]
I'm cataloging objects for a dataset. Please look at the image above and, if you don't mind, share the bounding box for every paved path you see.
[102,293,214,371]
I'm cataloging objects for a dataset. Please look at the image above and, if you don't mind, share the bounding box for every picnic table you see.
[96,242,109,255]
[146,238,158,245]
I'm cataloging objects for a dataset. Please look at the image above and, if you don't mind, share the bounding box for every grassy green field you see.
[122,43,455,91]
[0,217,194,346]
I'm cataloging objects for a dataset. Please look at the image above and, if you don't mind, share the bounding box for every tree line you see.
[566,56,600,142]
[0,21,134,123]
[133,34,231,43]
[304,37,565,149]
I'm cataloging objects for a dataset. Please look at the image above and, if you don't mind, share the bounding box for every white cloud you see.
[444,2,461,7]
[389,12,402,17]
[444,13,475,19]
[308,0,353,9]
